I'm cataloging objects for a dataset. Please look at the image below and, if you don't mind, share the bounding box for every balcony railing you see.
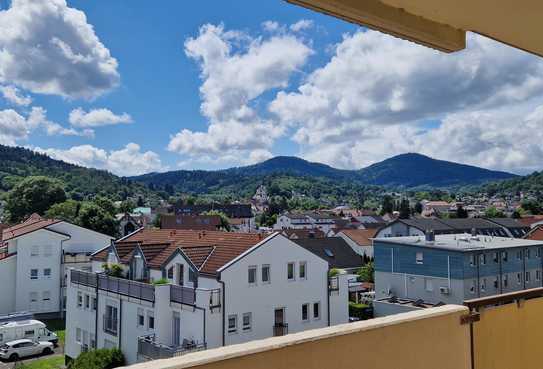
[170,284,196,306]
[63,253,92,264]
[71,269,155,303]
[138,334,206,360]
[103,315,118,336]
[273,323,288,337]
[209,288,221,309]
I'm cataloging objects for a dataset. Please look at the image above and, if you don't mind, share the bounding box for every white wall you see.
[49,222,112,254]
[219,234,333,346]
[336,232,374,258]
[329,274,349,325]
[0,255,16,314]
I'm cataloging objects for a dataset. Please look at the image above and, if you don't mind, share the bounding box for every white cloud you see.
[0,106,92,145]
[290,19,314,32]
[35,143,166,176]
[0,0,119,99]
[268,30,543,172]
[69,107,133,127]
[168,23,312,163]
[0,85,32,106]
[262,21,282,33]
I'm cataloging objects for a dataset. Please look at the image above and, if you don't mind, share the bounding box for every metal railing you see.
[63,253,92,264]
[464,287,543,311]
[170,284,196,306]
[209,288,221,308]
[103,315,118,336]
[71,269,155,302]
[138,334,206,360]
[273,323,288,337]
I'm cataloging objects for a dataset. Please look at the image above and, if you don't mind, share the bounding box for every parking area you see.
[0,349,63,369]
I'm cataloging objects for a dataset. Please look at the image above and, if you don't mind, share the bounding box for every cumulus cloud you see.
[0,106,92,145]
[35,143,166,176]
[0,85,32,106]
[0,0,119,99]
[69,107,133,127]
[168,23,312,163]
[269,30,543,172]
[290,19,314,32]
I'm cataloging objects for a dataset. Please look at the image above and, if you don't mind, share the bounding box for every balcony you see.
[170,285,196,306]
[138,334,206,361]
[273,323,288,337]
[103,315,118,336]
[63,253,92,264]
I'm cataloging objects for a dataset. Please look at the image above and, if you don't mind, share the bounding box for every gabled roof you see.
[399,218,455,232]
[93,229,265,276]
[487,218,530,229]
[281,229,325,239]
[292,237,363,269]
[338,229,378,247]
[161,214,221,230]
[525,225,543,241]
[1,214,62,242]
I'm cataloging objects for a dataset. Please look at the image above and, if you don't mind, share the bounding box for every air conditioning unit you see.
[439,287,450,295]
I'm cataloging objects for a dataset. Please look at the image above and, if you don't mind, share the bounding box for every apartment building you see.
[373,232,543,316]
[0,214,113,316]
[65,229,348,365]
[274,212,338,233]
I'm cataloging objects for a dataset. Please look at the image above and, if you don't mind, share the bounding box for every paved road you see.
[0,346,63,368]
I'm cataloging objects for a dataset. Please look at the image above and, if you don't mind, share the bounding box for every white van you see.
[0,320,58,347]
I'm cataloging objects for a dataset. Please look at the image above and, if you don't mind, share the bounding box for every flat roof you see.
[374,234,543,251]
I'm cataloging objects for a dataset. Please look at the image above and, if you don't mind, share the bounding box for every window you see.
[469,280,476,294]
[242,312,252,331]
[43,268,51,279]
[494,278,499,289]
[30,292,38,304]
[538,248,542,258]
[40,291,50,302]
[502,251,508,262]
[30,269,38,280]
[76,328,82,343]
[31,245,39,257]
[287,262,295,280]
[84,295,90,309]
[517,251,522,260]
[248,266,257,285]
[43,245,53,257]
[469,255,475,266]
[313,302,321,320]
[24,330,34,338]
[167,266,174,279]
[148,313,155,330]
[104,305,118,335]
[228,315,237,334]
[137,308,144,327]
[503,274,509,288]
[493,252,499,263]
[526,271,531,283]
[526,249,531,259]
[189,269,197,283]
[479,254,486,265]
[77,292,83,308]
[299,262,307,280]
[517,273,522,285]
[424,278,433,292]
[262,264,270,283]
[416,252,424,264]
[537,270,542,281]
[302,304,309,321]
[92,297,97,311]
[481,279,486,292]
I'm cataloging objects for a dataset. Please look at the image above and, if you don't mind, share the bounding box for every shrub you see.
[68,348,125,369]
[328,268,340,277]
[349,302,373,320]
[152,278,169,285]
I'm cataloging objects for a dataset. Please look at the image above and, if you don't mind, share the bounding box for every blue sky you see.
[1,0,543,176]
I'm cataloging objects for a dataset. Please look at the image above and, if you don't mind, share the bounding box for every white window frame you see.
[299,261,307,280]
[481,278,486,292]
[84,294,90,309]
[242,312,252,332]
[526,271,531,283]
[137,308,145,328]
[248,266,257,285]
[43,268,51,279]
[416,252,424,265]
[302,303,309,322]
[227,314,238,334]
[287,262,295,281]
[503,274,509,287]
[424,278,433,292]
[147,311,155,330]
[537,270,542,281]
[30,269,38,280]
[77,292,83,308]
[479,254,486,265]
[517,273,522,285]
[262,264,271,284]
[313,302,321,320]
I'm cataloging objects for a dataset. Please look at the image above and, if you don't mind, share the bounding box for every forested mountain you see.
[0,145,156,201]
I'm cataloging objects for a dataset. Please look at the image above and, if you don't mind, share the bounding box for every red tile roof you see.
[94,229,265,276]
[1,214,60,242]
[525,225,543,241]
[519,215,543,227]
[338,229,378,247]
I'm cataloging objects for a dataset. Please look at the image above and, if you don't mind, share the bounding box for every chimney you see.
[425,229,435,243]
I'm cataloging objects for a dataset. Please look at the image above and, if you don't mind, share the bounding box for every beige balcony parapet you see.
[124,305,470,369]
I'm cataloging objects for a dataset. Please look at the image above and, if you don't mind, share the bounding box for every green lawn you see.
[16,355,64,369]
[41,319,65,347]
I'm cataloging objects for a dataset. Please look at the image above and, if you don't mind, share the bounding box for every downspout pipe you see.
[327,267,331,327]
[216,272,226,347]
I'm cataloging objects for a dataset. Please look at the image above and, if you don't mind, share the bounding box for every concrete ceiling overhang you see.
[286,0,543,57]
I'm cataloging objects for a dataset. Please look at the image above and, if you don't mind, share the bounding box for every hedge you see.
[68,348,125,369]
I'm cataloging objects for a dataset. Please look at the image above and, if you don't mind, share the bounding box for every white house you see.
[65,229,348,365]
[274,212,338,234]
[0,214,113,316]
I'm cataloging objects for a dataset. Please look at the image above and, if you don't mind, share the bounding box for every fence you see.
[170,284,196,306]
[138,334,206,361]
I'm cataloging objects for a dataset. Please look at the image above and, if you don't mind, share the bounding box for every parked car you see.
[0,339,54,361]
[0,319,59,346]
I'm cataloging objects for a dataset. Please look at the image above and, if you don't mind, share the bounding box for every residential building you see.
[117,213,145,237]
[160,215,221,231]
[273,212,338,233]
[373,233,543,316]
[334,229,378,258]
[0,214,113,316]
[173,203,255,232]
[291,238,364,273]
[65,229,348,365]
[525,225,543,241]
[281,229,325,239]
